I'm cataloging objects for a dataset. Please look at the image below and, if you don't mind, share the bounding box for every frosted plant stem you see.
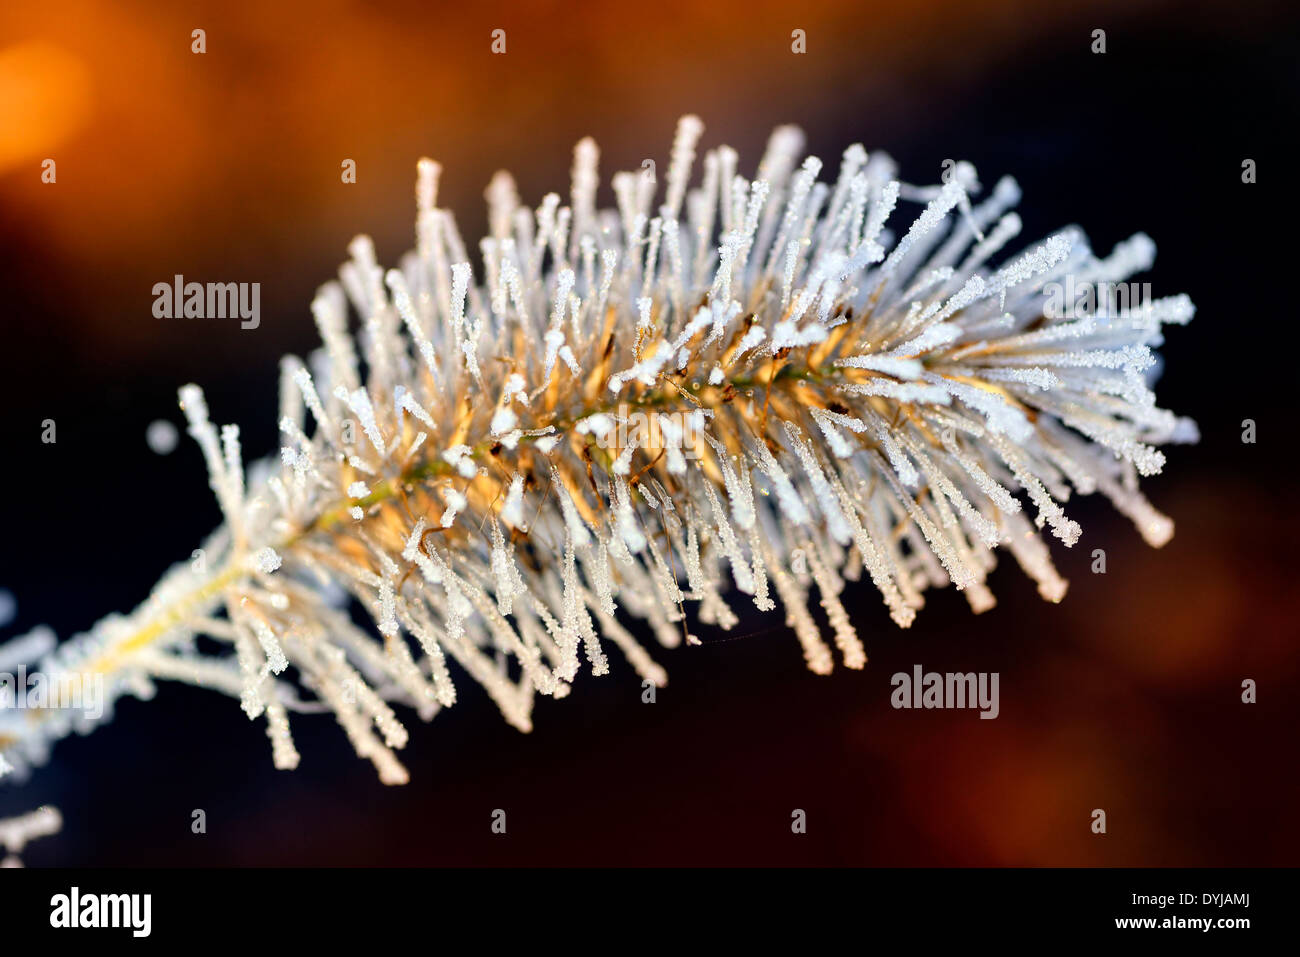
[0,116,1194,786]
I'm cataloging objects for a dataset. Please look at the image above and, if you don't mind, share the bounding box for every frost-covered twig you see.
[0,117,1195,785]
[0,805,61,866]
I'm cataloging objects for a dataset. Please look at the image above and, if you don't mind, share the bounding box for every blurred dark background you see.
[0,0,1295,865]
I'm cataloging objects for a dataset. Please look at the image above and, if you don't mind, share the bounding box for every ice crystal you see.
[0,117,1194,784]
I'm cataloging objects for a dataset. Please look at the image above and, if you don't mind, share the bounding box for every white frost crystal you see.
[0,117,1194,785]
[252,547,282,574]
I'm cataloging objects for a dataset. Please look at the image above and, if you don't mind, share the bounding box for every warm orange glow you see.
[0,41,90,173]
